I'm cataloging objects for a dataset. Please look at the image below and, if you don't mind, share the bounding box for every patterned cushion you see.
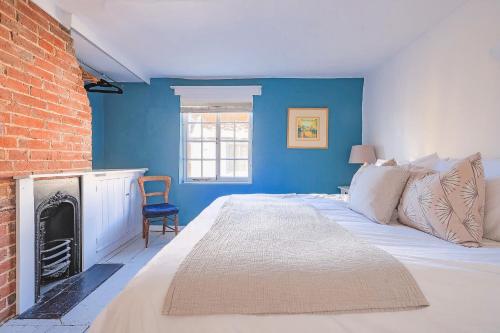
[398,153,485,247]
[143,203,179,218]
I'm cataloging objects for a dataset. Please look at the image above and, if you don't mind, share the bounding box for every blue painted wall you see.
[89,93,105,169]
[90,78,363,225]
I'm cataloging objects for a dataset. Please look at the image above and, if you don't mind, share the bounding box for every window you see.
[182,111,252,183]
[173,85,261,183]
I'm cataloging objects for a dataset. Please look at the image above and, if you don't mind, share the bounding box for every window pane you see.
[235,123,249,140]
[202,160,216,178]
[221,123,234,140]
[187,123,201,139]
[202,123,216,140]
[201,113,217,123]
[187,142,201,159]
[235,160,249,178]
[220,142,234,159]
[220,112,250,122]
[203,142,216,159]
[220,160,234,177]
[187,160,201,178]
[235,142,248,158]
[187,113,202,122]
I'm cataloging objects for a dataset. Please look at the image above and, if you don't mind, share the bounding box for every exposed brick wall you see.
[0,0,92,322]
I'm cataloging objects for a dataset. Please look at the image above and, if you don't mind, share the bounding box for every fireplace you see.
[33,178,81,301]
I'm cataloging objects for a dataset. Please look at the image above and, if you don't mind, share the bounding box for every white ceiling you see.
[50,0,465,82]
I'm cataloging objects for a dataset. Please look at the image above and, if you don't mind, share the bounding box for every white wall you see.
[362,0,500,162]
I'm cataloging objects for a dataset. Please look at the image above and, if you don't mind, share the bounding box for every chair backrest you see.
[137,176,172,206]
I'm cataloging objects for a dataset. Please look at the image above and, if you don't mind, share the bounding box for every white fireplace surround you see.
[15,168,147,314]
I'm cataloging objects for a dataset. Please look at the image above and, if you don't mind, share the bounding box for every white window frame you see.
[181,112,253,184]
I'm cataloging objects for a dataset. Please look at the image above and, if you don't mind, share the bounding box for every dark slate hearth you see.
[19,264,123,319]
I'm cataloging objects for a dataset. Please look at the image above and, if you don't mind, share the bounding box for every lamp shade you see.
[349,145,376,164]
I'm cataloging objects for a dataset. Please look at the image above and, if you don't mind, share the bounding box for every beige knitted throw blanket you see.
[163,197,428,315]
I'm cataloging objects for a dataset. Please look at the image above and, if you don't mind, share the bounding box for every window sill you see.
[181,180,252,185]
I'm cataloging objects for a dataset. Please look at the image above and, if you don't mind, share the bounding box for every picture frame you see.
[287,108,329,149]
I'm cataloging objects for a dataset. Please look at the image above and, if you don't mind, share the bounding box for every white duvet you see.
[89,194,500,333]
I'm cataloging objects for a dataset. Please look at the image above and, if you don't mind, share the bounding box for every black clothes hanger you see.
[84,79,123,94]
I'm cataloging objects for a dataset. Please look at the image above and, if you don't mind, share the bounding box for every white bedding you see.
[89,194,500,333]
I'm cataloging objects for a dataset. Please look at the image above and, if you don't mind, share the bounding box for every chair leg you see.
[142,218,147,239]
[162,217,166,235]
[144,220,150,248]
[174,214,179,235]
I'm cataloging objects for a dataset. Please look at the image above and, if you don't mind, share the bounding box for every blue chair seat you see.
[143,203,179,218]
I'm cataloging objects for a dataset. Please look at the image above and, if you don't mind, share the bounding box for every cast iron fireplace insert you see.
[33,177,81,301]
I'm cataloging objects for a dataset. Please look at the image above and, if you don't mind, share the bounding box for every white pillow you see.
[432,158,458,173]
[375,158,397,166]
[410,153,440,169]
[349,165,410,224]
[483,159,500,241]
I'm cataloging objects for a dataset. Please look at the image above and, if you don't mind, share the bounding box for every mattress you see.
[89,194,500,333]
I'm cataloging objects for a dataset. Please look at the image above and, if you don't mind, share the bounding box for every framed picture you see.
[287,108,328,149]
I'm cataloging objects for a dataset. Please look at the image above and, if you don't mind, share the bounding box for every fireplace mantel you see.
[14,169,148,180]
[16,168,147,314]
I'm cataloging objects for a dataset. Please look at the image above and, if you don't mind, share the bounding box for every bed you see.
[89,194,500,333]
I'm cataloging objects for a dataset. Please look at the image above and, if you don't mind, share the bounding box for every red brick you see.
[29,128,59,141]
[12,160,47,171]
[38,38,54,54]
[30,86,59,104]
[5,67,30,83]
[0,161,13,171]
[0,303,15,323]
[0,87,12,102]
[5,102,31,117]
[71,161,91,169]
[16,12,39,34]
[0,136,17,148]
[61,115,81,127]
[17,24,38,45]
[1,77,30,94]
[11,34,44,59]
[11,113,44,128]
[46,160,71,170]
[30,150,54,160]
[0,25,10,41]
[46,121,75,134]
[62,134,82,144]
[0,50,22,72]
[57,151,82,160]
[18,138,49,149]
[16,1,50,31]
[47,102,76,116]
[31,108,61,123]
[39,27,64,50]
[12,92,47,110]
[4,125,29,137]
[0,234,15,250]
[0,1,16,19]
[6,149,28,160]
[0,281,15,299]
[48,22,71,44]
[23,63,54,82]
[50,141,71,150]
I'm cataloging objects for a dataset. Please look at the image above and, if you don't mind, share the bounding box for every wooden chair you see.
[137,176,179,247]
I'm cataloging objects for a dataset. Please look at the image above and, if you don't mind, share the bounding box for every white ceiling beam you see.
[32,0,150,84]
[70,16,150,84]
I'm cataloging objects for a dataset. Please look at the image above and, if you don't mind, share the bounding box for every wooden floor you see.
[1,230,175,333]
